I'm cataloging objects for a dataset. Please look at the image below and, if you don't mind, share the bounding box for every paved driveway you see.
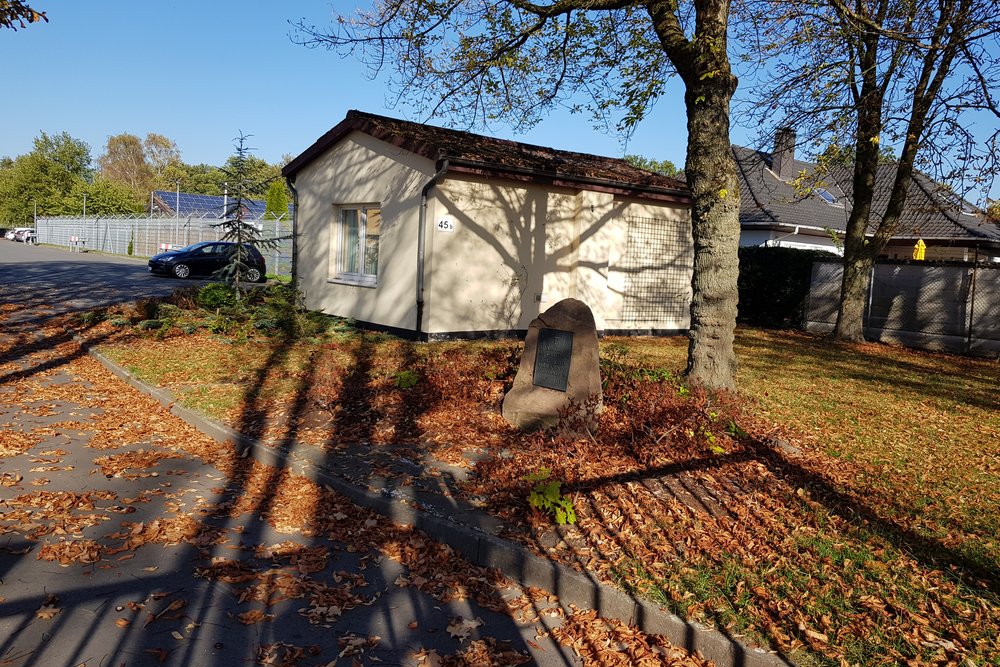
[0,244,585,667]
[0,242,189,315]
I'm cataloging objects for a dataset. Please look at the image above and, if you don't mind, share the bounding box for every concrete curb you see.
[83,342,795,667]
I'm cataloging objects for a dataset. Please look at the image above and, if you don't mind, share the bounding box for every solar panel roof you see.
[151,191,288,219]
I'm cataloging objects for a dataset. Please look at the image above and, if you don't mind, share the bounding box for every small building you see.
[734,129,1000,261]
[282,110,694,340]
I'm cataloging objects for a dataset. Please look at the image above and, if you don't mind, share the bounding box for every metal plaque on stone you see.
[532,328,574,392]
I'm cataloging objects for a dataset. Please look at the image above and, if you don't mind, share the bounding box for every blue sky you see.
[0,1,711,173]
[2,1,997,202]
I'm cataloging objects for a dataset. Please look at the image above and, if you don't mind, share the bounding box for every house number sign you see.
[436,217,456,232]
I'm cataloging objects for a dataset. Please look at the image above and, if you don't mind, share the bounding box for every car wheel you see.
[245,268,263,283]
[172,263,191,279]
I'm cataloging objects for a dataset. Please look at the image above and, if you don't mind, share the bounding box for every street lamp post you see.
[83,194,87,220]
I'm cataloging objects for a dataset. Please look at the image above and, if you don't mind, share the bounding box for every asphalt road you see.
[0,243,585,667]
[0,242,190,315]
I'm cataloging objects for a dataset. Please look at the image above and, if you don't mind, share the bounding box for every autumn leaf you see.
[446,617,483,641]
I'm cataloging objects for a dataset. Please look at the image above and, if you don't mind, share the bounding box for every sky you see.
[0,1,707,174]
[2,1,997,202]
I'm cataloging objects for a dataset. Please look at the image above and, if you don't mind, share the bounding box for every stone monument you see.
[502,298,602,431]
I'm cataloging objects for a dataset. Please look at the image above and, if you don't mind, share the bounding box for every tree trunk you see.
[682,79,741,391]
[646,0,740,391]
[833,27,883,342]
[833,251,873,341]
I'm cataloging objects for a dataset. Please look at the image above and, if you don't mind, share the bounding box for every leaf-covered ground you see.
[0,299,713,667]
[84,297,1000,667]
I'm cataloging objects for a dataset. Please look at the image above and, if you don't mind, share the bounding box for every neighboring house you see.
[734,129,1000,261]
[282,110,694,340]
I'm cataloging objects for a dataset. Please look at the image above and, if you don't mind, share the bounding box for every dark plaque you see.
[532,328,574,392]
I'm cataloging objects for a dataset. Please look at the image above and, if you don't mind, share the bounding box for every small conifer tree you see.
[213,133,277,298]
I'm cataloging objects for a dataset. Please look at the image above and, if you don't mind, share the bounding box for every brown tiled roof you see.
[283,110,689,203]
[734,144,1000,245]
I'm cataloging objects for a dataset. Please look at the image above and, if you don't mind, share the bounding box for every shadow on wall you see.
[428,179,639,334]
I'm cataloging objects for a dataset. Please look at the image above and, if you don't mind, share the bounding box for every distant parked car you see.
[148,241,267,282]
[6,227,32,241]
[13,228,35,243]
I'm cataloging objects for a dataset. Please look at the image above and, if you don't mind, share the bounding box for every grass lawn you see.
[83,293,1000,667]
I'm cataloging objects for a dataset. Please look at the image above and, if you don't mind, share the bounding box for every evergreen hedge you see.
[738,246,839,328]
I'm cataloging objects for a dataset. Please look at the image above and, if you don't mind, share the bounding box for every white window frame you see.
[330,204,381,287]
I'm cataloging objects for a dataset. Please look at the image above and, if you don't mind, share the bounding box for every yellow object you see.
[913,238,926,260]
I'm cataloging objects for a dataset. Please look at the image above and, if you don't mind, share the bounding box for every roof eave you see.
[446,159,691,204]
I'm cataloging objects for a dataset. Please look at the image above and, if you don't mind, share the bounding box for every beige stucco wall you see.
[293,131,693,335]
[424,175,692,334]
[292,131,436,332]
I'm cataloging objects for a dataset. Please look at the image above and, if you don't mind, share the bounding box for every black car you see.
[148,241,267,282]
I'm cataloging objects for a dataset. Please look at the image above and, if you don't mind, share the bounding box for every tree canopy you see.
[624,154,684,179]
[1,129,288,224]
[0,132,91,224]
[739,0,1000,340]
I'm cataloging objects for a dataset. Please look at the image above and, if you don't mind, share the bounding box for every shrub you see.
[738,246,837,328]
[168,286,202,310]
[132,298,164,322]
[394,369,420,389]
[523,468,577,525]
[196,283,238,311]
[156,303,181,326]
[78,309,106,326]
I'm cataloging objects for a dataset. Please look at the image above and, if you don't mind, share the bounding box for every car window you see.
[196,244,219,255]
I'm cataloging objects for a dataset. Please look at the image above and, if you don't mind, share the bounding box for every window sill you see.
[327,275,377,288]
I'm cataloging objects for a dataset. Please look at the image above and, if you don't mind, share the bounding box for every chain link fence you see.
[35,215,293,277]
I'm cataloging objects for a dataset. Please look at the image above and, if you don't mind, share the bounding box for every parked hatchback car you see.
[148,241,267,282]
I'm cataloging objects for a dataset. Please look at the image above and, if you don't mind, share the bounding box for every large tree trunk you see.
[647,0,741,391]
[833,27,883,342]
[683,79,741,391]
[834,248,874,341]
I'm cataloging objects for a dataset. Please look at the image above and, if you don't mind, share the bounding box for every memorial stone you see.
[502,298,602,431]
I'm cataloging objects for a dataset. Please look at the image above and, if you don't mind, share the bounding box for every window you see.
[332,205,381,286]
[816,188,838,205]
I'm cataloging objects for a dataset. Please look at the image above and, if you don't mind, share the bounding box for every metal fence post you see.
[966,248,979,354]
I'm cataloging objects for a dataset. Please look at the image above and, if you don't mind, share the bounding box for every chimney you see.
[772,127,796,180]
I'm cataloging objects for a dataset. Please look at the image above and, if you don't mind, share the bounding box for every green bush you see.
[738,246,838,328]
[78,309,106,326]
[394,369,420,389]
[195,283,238,311]
[156,303,181,326]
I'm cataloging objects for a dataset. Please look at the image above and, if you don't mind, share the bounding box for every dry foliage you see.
[9,292,999,666]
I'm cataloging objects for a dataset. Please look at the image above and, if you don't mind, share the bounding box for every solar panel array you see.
[152,191,289,219]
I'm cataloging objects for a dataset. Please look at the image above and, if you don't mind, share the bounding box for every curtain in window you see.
[340,209,360,274]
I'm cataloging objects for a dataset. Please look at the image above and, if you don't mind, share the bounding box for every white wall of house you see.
[294,132,693,336]
[740,228,843,255]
